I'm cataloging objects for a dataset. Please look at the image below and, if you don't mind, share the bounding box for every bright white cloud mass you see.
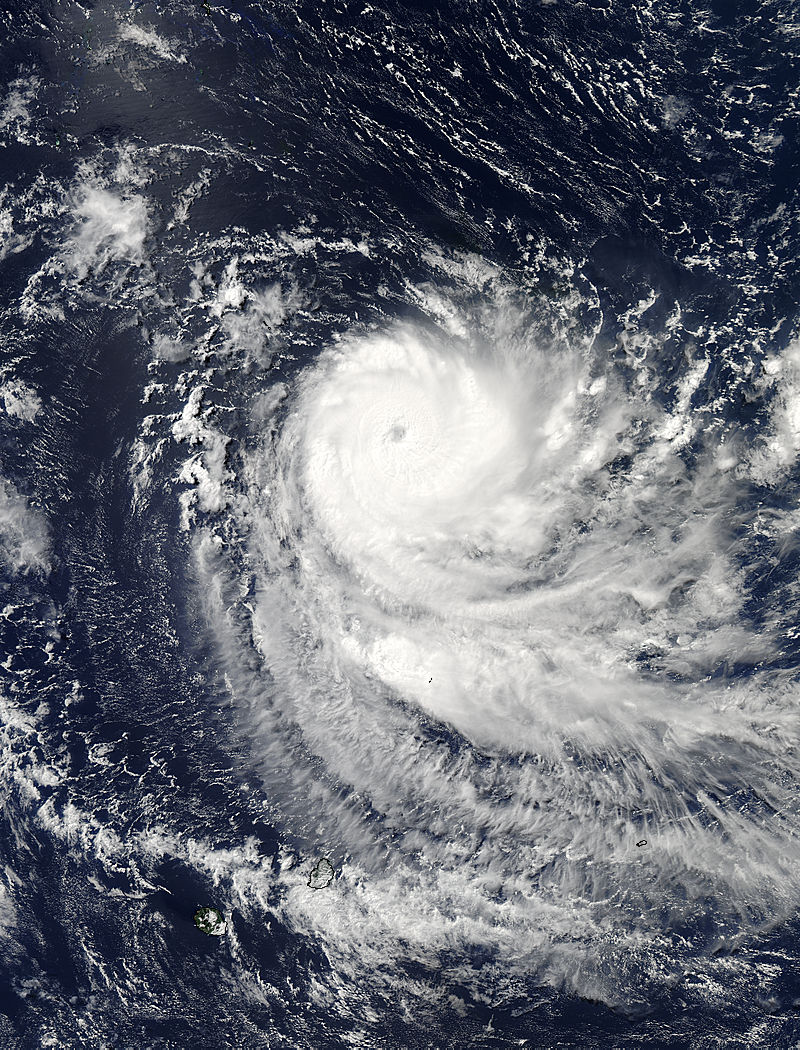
[192,292,800,1008]
[68,184,149,279]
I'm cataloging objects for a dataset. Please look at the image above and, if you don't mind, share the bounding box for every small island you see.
[307,858,335,890]
[193,906,226,936]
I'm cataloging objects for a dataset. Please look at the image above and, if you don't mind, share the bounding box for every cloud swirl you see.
[216,300,800,1006]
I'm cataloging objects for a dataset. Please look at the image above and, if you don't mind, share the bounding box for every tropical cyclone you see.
[287,324,637,749]
[242,309,800,1002]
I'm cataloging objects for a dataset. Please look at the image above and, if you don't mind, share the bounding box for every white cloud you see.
[151,333,190,362]
[0,76,39,143]
[746,340,800,483]
[172,387,231,523]
[208,256,300,361]
[0,480,49,573]
[118,23,187,64]
[178,430,231,515]
[0,380,42,422]
[67,184,150,279]
[661,94,690,128]
[220,282,298,360]
[210,257,247,317]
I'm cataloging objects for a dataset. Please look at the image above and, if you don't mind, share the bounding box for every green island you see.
[193,906,226,936]
[307,858,335,890]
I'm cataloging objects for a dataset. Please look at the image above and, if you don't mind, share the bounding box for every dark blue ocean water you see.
[1,0,800,1046]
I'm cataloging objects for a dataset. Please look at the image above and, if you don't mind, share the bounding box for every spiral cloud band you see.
[231,307,800,1004]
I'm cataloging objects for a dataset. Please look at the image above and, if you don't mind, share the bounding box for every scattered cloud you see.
[118,23,187,64]
[67,184,150,279]
[0,380,42,422]
[0,480,49,573]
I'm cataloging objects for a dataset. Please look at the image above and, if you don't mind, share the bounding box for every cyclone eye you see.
[386,422,407,442]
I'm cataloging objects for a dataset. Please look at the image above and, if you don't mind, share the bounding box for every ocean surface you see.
[1,0,800,1046]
